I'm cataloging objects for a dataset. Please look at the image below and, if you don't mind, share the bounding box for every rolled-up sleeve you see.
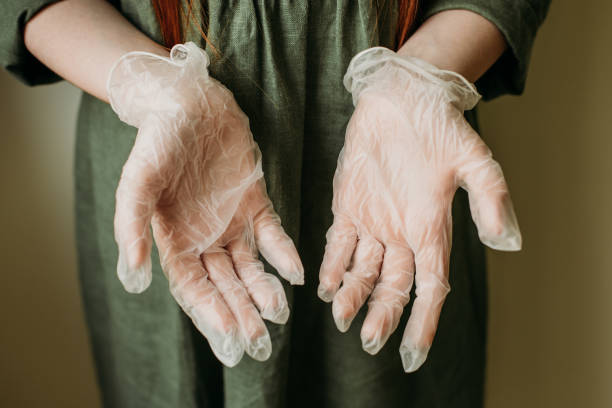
[0,0,63,86]
[420,0,551,100]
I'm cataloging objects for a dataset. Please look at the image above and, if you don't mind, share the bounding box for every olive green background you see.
[0,1,610,407]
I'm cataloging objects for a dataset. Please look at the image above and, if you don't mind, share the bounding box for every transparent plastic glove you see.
[107,42,303,367]
[318,47,521,373]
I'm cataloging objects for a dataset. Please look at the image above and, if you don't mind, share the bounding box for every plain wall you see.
[480,1,612,406]
[0,1,610,407]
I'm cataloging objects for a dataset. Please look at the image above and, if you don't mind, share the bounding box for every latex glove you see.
[318,47,521,373]
[107,42,304,367]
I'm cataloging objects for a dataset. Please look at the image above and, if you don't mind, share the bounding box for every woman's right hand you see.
[108,42,303,366]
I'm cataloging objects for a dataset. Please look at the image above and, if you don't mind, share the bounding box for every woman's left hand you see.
[317,47,522,372]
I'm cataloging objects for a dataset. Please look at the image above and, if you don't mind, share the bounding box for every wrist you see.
[397,34,444,69]
[345,47,480,112]
[398,28,472,79]
[108,42,211,127]
[397,10,507,82]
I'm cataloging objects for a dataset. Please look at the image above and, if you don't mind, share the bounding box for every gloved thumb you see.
[457,137,522,251]
[114,119,173,293]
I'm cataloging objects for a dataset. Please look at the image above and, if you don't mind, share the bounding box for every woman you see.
[1,1,549,407]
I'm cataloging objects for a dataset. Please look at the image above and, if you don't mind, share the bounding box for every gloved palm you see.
[108,42,303,367]
[318,47,521,372]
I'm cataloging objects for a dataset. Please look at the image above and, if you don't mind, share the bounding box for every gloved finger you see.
[252,196,304,286]
[331,236,383,332]
[318,214,358,302]
[203,250,272,362]
[227,237,290,324]
[163,252,244,367]
[457,129,521,251]
[361,244,414,355]
[400,243,451,373]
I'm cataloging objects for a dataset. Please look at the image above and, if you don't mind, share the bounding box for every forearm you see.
[399,9,507,82]
[24,0,168,102]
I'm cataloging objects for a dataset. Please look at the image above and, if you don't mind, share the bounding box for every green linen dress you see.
[1,1,550,407]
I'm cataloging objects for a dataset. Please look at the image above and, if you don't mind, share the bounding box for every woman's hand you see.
[109,43,303,367]
[318,47,521,372]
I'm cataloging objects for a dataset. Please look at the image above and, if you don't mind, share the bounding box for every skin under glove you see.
[107,42,304,367]
[318,47,521,373]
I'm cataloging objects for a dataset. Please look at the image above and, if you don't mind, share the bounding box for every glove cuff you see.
[344,47,481,111]
[107,42,210,128]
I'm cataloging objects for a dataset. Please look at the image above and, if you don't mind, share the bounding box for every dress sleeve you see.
[420,0,551,100]
[0,0,63,86]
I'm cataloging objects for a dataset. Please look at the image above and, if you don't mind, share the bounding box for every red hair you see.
[396,0,419,47]
[152,0,419,50]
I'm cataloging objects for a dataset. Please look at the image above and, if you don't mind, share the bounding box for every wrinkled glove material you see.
[107,42,304,367]
[318,47,521,373]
